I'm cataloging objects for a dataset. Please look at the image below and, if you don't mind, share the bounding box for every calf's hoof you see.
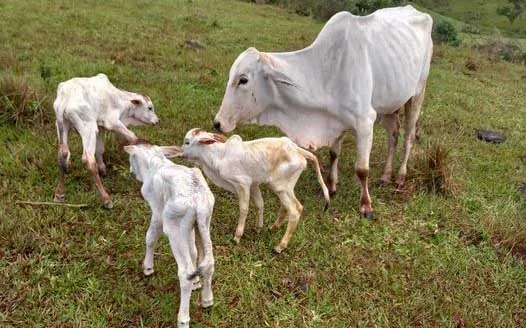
[192,277,202,291]
[379,178,391,186]
[201,298,214,308]
[143,267,154,276]
[255,226,262,234]
[103,199,113,209]
[329,189,337,198]
[273,245,285,255]
[177,320,190,328]
[394,183,405,193]
[232,235,241,244]
[54,194,65,203]
[361,211,375,220]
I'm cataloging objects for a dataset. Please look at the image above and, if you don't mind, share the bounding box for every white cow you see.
[124,143,215,328]
[53,73,159,208]
[164,128,330,253]
[213,6,433,218]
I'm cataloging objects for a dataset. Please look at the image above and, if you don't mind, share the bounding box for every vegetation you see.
[496,0,524,25]
[1,0,525,327]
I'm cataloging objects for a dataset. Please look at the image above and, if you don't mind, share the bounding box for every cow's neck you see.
[256,50,345,150]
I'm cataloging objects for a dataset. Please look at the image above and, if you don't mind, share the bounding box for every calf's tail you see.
[297,148,330,211]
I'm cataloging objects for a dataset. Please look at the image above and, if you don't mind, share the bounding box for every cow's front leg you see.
[233,184,250,244]
[80,124,112,209]
[355,115,375,219]
[327,135,344,197]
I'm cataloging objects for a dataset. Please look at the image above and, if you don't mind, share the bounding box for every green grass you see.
[1,0,526,327]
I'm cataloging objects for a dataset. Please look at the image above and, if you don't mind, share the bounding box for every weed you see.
[413,142,457,196]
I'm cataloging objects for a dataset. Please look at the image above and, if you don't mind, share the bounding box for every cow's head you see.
[214,47,296,133]
[123,143,163,182]
[124,95,159,127]
[178,128,227,159]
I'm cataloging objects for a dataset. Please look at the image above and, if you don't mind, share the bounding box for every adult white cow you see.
[213,6,433,218]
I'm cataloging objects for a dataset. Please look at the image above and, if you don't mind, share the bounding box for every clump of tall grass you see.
[412,142,457,195]
[0,75,52,127]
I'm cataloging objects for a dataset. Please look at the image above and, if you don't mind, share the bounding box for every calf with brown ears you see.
[163,128,330,254]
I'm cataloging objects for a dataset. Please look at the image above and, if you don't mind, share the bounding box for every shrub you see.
[432,19,460,46]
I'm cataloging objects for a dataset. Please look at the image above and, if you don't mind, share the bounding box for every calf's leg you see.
[274,189,303,254]
[250,184,264,233]
[143,213,162,276]
[54,120,71,202]
[233,184,250,244]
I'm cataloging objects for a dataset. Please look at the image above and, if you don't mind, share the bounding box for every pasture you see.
[1,0,525,326]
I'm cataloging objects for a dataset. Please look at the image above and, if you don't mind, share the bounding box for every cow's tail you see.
[297,148,330,211]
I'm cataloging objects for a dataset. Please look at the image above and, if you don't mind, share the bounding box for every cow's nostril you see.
[213,121,221,131]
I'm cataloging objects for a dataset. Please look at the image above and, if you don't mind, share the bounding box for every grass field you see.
[1,0,526,327]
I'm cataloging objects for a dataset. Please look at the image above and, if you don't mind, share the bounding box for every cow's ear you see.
[131,99,142,106]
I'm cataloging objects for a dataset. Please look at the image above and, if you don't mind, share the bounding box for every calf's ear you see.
[131,99,142,106]
[212,133,227,143]
[198,138,217,145]
[160,146,183,159]
[123,145,137,154]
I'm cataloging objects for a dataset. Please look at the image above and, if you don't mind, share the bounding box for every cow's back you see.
[311,6,432,114]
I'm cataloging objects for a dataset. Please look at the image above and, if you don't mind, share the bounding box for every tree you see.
[496,0,524,25]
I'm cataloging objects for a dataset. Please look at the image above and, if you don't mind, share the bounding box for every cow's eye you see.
[239,76,248,85]
[148,106,153,111]
[184,139,190,145]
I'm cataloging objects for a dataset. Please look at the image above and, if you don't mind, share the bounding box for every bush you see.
[432,19,460,46]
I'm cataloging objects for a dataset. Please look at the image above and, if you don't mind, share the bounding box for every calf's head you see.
[179,128,227,159]
[214,47,296,133]
[124,144,164,182]
[124,96,159,126]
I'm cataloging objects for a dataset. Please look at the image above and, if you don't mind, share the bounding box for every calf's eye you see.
[239,77,248,85]
[148,106,153,111]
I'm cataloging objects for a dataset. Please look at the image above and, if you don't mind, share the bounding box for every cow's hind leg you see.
[327,135,344,197]
[95,130,106,176]
[54,120,71,203]
[380,112,400,185]
[396,87,426,191]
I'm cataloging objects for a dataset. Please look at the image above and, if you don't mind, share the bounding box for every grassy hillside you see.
[1,0,525,327]
[416,0,526,36]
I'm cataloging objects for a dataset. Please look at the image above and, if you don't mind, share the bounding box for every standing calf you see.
[166,128,330,254]
[124,144,215,328]
[53,73,159,208]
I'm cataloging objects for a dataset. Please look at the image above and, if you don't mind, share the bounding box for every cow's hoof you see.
[273,245,284,255]
[143,267,154,276]
[103,199,113,209]
[201,298,214,308]
[232,235,241,244]
[362,211,375,220]
[54,194,65,203]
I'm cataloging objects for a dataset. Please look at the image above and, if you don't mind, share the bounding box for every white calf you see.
[164,128,330,254]
[53,73,159,208]
[124,143,215,328]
